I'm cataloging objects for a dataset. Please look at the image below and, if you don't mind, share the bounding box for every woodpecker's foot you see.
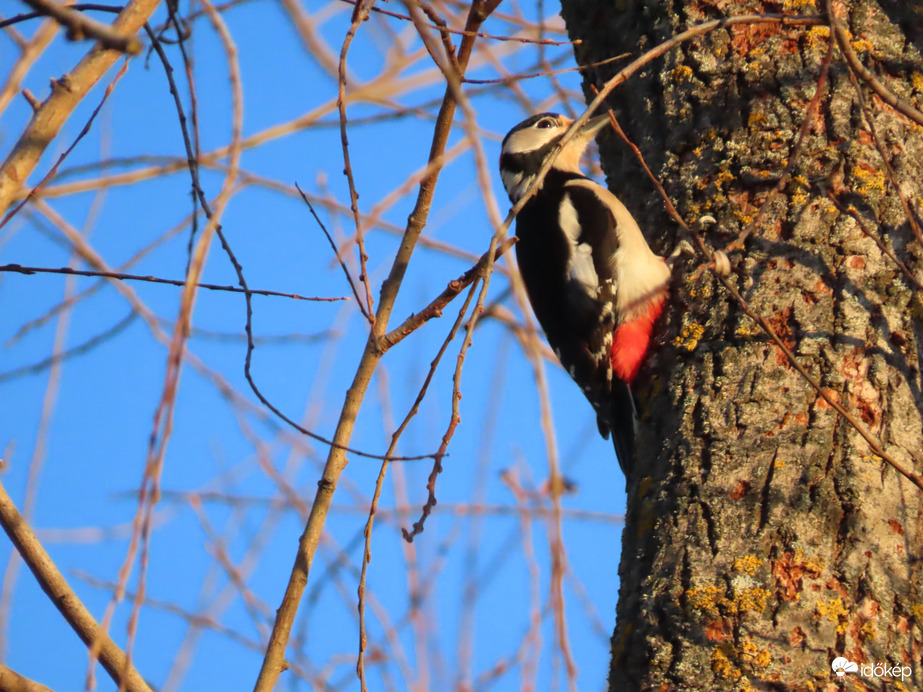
[696,214,717,229]
[711,250,731,277]
[666,240,695,269]
[688,215,731,276]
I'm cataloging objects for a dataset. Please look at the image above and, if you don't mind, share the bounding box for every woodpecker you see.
[500,112,672,474]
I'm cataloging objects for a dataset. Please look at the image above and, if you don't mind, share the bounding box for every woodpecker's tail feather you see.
[596,380,637,475]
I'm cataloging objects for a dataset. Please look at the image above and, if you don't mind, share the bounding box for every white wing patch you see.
[565,178,670,320]
[559,193,598,295]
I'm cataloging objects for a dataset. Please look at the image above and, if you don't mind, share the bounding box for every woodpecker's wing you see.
[513,172,637,471]
[559,179,637,471]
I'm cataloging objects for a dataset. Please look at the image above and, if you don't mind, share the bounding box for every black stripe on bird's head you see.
[499,112,608,203]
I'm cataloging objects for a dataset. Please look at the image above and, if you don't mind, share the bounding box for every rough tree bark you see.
[560,0,923,689]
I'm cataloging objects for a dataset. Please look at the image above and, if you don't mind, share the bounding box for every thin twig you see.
[294,185,368,308]
[146,15,415,463]
[20,0,141,53]
[356,279,477,686]
[90,3,244,686]
[338,0,577,46]
[337,1,375,321]
[378,237,517,352]
[825,194,923,291]
[840,39,923,245]
[825,0,923,128]
[0,312,137,383]
[0,263,348,301]
[721,43,834,255]
[356,276,477,690]
[0,17,57,119]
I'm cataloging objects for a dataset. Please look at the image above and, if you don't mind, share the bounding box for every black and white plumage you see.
[500,112,671,473]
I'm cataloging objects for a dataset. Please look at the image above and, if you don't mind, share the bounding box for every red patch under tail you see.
[611,295,667,383]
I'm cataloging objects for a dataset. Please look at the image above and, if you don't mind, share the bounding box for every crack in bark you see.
[757,446,779,534]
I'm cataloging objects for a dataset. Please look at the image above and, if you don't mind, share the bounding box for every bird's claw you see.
[710,250,731,277]
[666,240,695,268]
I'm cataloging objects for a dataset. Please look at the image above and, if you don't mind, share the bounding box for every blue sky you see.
[0,2,629,689]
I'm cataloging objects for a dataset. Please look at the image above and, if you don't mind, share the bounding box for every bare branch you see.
[0,57,130,231]
[378,237,517,352]
[0,662,54,692]
[0,0,162,215]
[0,479,153,692]
[252,3,503,689]
[19,0,142,53]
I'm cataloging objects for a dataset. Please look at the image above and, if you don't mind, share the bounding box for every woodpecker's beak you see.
[580,114,610,138]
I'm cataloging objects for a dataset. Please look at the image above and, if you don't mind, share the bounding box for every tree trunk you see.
[560,0,923,688]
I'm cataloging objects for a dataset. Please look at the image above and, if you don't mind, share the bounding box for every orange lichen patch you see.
[740,639,772,669]
[674,322,705,352]
[729,190,757,221]
[672,64,694,81]
[730,479,751,500]
[686,582,771,620]
[788,626,807,647]
[814,389,840,409]
[705,617,733,643]
[734,587,771,614]
[687,584,724,614]
[845,599,882,645]
[889,519,905,535]
[911,604,923,624]
[730,22,784,57]
[815,598,850,633]
[850,38,874,55]
[764,306,796,366]
[840,347,881,427]
[852,163,887,196]
[773,551,823,601]
[734,555,763,575]
[846,255,866,270]
[805,25,831,53]
[711,647,743,681]
[783,0,818,10]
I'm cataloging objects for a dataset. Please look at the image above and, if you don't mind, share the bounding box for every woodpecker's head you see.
[499,112,608,203]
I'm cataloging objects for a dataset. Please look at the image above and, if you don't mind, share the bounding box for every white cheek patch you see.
[559,194,598,295]
[503,126,564,156]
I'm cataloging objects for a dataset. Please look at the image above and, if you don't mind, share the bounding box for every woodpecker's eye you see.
[536,118,555,129]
